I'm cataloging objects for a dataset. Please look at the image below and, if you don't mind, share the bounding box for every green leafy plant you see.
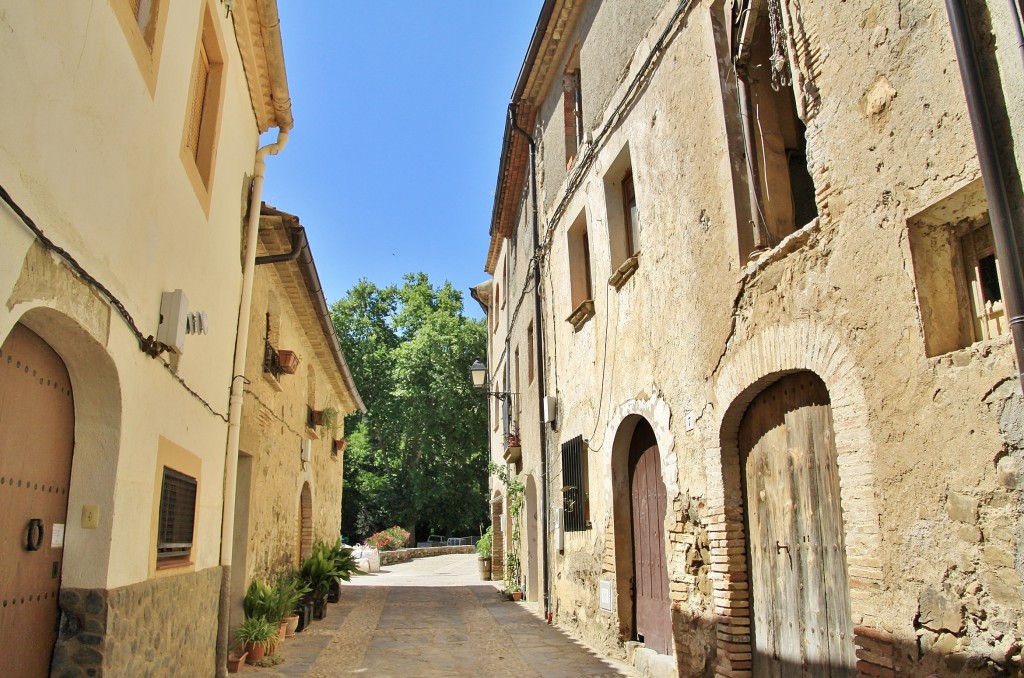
[490,462,524,594]
[476,525,492,559]
[235,615,276,654]
[320,404,339,434]
[300,549,337,601]
[274,571,309,620]
[242,578,278,623]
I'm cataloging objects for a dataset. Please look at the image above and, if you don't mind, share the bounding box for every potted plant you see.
[300,548,338,619]
[236,616,276,664]
[326,539,358,602]
[503,424,522,463]
[277,349,300,374]
[242,578,277,625]
[226,648,248,673]
[476,526,493,581]
[276,571,309,637]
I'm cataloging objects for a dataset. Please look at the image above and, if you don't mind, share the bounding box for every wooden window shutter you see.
[186,40,210,161]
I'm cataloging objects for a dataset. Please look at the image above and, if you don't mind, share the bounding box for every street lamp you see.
[469,359,513,401]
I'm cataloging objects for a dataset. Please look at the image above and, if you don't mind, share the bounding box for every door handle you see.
[26,518,44,551]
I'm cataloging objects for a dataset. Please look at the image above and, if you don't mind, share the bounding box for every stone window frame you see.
[179,0,228,215]
[907,178,1006,357]
[111,0,169,96]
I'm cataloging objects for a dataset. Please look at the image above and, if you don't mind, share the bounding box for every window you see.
[113,0,166,94]
[157,467,197,564]
[603,143,640,288]
[181,1,226,207]
[566,212,595,330]
[908,179,1005,356]
[527,322,535,385]
[562,47,583,167]
[561,436,590,532]
[732,0,817,256]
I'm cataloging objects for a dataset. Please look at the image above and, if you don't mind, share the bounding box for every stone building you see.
[481,0,1024,676]
[231,203,364,626]
[0,0,296,674]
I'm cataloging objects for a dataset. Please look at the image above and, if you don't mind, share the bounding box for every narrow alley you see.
[252,554,631,678]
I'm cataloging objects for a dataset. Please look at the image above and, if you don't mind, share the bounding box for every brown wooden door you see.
[629,421,671,655]
[739,373,854,677]
[0,324,75,677]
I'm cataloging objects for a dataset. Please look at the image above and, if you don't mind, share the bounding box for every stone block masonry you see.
[52,567,221,677]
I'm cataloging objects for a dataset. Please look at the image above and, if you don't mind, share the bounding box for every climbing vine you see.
[489,462,524,593]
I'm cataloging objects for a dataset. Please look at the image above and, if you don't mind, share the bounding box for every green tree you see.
[331,273,488,541]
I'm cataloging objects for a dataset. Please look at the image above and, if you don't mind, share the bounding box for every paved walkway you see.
[251,553,632,677]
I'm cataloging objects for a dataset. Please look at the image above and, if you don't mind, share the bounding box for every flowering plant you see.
[505,424,521,448]
[366,526,410,552]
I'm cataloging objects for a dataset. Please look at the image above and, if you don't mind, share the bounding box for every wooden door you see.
[629,421,671,655]
[0,324,75,677]
[739,372,854,677]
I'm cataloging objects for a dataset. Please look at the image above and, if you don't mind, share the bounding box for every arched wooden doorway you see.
[739,371,854,675]
[298,482,312,564]
[628,420,671,655]
[0,323,75,676]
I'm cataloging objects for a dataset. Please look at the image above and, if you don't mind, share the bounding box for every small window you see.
[129,0,160,51]
[562,47,583,167]
[566,212,595,330]
[603,144,641,288]
[561,436,590,532]
[157,467,197,564]
[908,179,1005,356]
[527,322,535,385]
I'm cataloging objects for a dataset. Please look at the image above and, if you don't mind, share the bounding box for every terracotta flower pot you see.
[278,350,300,374]
[284,613,299,637]
[512,591,523,601]
[277,620,287,641]
[227,652,247,673]
[244,641,266,664]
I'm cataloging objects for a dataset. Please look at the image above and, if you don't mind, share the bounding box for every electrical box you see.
[157,289,189,354]
[543,396,557,423]
[300,440,312,463]
[599,580,613,612]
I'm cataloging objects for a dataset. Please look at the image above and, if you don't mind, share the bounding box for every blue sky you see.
[260,2,545,319]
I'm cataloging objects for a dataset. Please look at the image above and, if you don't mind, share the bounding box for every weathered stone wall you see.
[378,545,476,566]
[53,567,221,677]
[487,0,1024,675]
[239,258,350,582]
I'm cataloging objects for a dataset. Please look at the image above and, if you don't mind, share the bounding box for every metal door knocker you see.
[26,518,44,551]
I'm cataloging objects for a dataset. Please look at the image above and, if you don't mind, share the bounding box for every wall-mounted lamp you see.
[469,359,514,401]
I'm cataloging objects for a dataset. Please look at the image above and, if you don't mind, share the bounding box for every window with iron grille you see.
[561,435,590,532]
[157,467,197,563]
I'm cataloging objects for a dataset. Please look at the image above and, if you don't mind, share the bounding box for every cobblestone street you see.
[252,553,631,677]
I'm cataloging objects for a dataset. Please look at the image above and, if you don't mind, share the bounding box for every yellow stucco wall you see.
[0,0,264,591]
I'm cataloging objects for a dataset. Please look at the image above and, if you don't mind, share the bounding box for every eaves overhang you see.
[233,0,294,133]
[484,0,587,274]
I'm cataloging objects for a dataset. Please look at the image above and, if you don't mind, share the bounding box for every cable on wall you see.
[0,181,230,422]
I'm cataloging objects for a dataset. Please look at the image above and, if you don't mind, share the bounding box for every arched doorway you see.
[738,371,854,675]
[0,323,75,675]
[298,482,312,564]
[524,475,539,602]
[627,420,671,655]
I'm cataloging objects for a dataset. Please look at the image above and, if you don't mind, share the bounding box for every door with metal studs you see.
[0,323,75,677]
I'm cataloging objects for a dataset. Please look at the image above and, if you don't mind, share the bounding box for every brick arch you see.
[298,482,313,564]
[708,321,883,677]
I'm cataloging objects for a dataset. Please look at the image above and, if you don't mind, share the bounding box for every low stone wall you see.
[53,566,221,677]
[379,545,475,566]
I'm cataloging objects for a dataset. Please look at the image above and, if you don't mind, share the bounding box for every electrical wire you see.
[1,181,229,422]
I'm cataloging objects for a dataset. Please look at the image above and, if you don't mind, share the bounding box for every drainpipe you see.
[255,225,305,265]
[946,0,1024,387]
[509,102,551,619]
[1011,0,1024,71]
[215,125,290,676]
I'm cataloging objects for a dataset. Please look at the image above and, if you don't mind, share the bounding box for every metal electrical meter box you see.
[157,289,189,353]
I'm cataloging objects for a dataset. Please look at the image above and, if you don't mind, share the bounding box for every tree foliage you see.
[331,273,488,541]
